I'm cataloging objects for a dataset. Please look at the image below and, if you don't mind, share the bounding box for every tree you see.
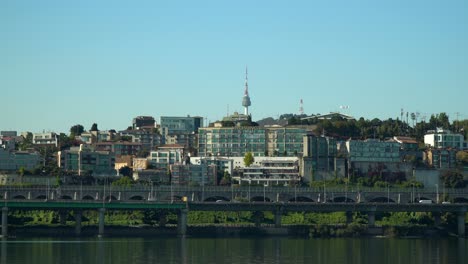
[429,113,450,130]
[441,170,466,188]
[70,124,84,137]
[90,123,99,131]
[112,176,133,187]
[220,171,231,186]
[456,151,468,165]
[136,150,150,158]
[244,152,254,167]
[18,132,33,151]
[119,166,133,177]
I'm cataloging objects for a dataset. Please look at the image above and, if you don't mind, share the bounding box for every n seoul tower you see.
[242,67,251,115]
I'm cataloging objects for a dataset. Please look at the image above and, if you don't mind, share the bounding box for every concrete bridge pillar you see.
[59,210,68,225]
[177,209,188,237]
[1,207,8,238]
[74,210,82,236]
[98,208,105,237]
[433,212,441,227]
[457,211,466,237]
[274,209,282,228]
[367,210,376,227]
[346,211,353,224]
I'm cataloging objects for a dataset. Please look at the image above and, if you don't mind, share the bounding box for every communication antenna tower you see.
[299,99,304,115]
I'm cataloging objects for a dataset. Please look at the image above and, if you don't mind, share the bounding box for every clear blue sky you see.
[1,0,467,133]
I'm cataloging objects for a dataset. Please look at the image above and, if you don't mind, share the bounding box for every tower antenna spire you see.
[244,66,248,95]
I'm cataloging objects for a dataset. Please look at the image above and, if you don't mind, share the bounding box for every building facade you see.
[198,126,307,157]
[119,129,164,151]
[33,132,58,146]
[234,158,300,186]
[0,138,40,171]
[95,141,142,156]
[346,139,400,163]
[132,116,155,130]
[302,134,340,182]
[424,128,465,149]
[148,144,185,169]
[345,139,409,178]
[160,116,203,134]
[424,148,458,169]
[58,144,116,176]
[79,130,116,144]
[170,163,217,186]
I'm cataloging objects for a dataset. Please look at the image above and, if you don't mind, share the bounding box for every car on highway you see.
[418,199,433,204]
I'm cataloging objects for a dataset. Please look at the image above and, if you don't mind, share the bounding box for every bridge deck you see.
[2,200,466,213]
[1,201,187,210]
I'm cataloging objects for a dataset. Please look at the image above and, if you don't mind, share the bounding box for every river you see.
[1,237,467,264]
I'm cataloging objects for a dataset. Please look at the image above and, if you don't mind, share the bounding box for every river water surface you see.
[1,237,467,264]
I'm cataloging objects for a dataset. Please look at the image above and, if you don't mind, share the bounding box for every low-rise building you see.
[234,158,300,186]
[148,144,185,169]
[133,158,148,170]
[170,163,217,186]
[58,144,115,176]
[133,116,156,130]
[33,132,58,147]
[0,138,40,171]
[302,134,340,181]
[160,116,203,134]
[391,136,422,162]
[424,148,458,169]
[133,169,169,184]
[1,131,17,137]
[346,139,400,163]
[119,129,164,151]
[190,156,234,175]
[424,128,465,149]
[114,155,133,172]
[95,141,142,156]
[79,130,116,144]
[345,139,408,177]
[198,126,307,157]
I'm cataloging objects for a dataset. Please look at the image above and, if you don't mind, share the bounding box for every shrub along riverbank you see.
[6,210,466,237]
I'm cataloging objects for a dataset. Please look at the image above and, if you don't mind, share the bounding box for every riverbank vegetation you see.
[7,210,467,237]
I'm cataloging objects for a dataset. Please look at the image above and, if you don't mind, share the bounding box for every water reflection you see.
[0,237,466,264]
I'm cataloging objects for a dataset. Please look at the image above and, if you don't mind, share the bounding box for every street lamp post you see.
[248,180,251,201]
[323,182,326,203]
[387,183,390,204]
[345,180,348,203]
[294,184,297,202]
[435,184,439,204]
[170,179,174,203]
[149,180,154,201]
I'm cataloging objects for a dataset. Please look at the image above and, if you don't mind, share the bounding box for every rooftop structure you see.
[301,112,355,121]
[160,116,203,135]
[132,116,155,130]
